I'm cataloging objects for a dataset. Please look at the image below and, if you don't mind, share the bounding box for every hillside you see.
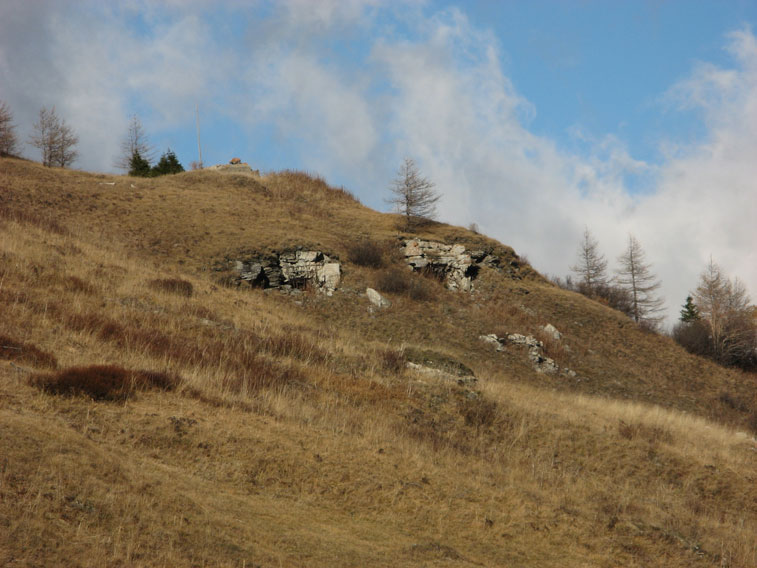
[1,156,757,567]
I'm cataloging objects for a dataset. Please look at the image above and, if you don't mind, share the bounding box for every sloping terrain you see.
[1,157,756,567]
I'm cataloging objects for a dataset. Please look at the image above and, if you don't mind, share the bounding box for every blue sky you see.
[1,0,756,324]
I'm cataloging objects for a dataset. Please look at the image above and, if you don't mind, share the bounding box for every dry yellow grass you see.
[1,156,757,566]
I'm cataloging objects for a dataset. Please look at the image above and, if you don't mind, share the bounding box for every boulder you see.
[366,288,391,309]
[542,323,562,341]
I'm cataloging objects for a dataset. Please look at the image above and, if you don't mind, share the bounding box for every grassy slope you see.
[1,157,757,567]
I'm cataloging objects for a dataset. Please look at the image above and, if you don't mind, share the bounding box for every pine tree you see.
[151,149,184,176]
[679,296,700,323]
[570,227,608,295]
[615,234,664,327]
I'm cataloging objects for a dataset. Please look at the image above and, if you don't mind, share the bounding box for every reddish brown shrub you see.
[30,364,179,401]
[379,348,406,375]
[458,397,498,428]
[148,278,194,297]
[0,333,58,369]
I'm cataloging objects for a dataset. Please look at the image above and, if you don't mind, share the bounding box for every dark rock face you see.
[231,250,341,294]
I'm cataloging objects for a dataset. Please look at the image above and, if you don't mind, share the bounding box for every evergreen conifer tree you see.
[152,149,184,176]
[679,296,700,323]
[128,150,152,177]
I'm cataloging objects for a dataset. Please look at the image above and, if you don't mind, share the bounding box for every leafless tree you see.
[615,234,664,327]
[28,106,79,167]
[115,114,154,171]
[693,259,755,366]
[387,158,440,230]
[570,227,608,295]
[0,100,19,156]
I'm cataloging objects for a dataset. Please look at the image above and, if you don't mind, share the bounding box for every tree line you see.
[557,228,756,371]
[0,101,184,176]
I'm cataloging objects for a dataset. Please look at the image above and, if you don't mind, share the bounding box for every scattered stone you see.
[506,334,543,349]
[479,334,504,351]
[481,332,563,375]
[366,287,391,309]
[542,323,562,341]
[528,348,559,374]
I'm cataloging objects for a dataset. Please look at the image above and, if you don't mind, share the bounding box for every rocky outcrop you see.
[232,250,340,295]
[399,238,500,292]
[206,163,260,176]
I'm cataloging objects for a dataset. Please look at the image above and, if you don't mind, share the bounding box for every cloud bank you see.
[1,1,754,324]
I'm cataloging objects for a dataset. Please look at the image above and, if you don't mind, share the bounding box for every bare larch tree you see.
[116,114,154,171]
[570,227,608,295]
[387,157,440,230]
[0,100,19,156]
[615,234,664,327]
[693,259,755,366]
[28,106,79,167]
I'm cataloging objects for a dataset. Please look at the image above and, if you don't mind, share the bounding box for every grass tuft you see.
[148,278,194,297]
[0,333,58,369]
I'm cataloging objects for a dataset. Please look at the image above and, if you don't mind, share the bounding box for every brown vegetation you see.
[1,156,757,567]
[30,364,178,400]
[0,333,58,369]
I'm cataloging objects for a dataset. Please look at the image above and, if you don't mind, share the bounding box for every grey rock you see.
[230,249,340,294]
[528,347,559,374]
[479,334,504,351]
[542,323,562,341]
[366,287,391,309]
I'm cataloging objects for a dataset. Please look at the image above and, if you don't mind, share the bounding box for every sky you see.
[1,0,756,326]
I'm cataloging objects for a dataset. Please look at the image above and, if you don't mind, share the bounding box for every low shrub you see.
[148,278,194,297]
[376,268,435,301]
[347,240,385,268]
[458,397,498,428]
[0,333,58,369]
[379,348,406,375]
[376,267,411,294]
[30,364,179,401]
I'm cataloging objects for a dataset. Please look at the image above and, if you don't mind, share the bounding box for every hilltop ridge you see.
[1,156,756,567]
